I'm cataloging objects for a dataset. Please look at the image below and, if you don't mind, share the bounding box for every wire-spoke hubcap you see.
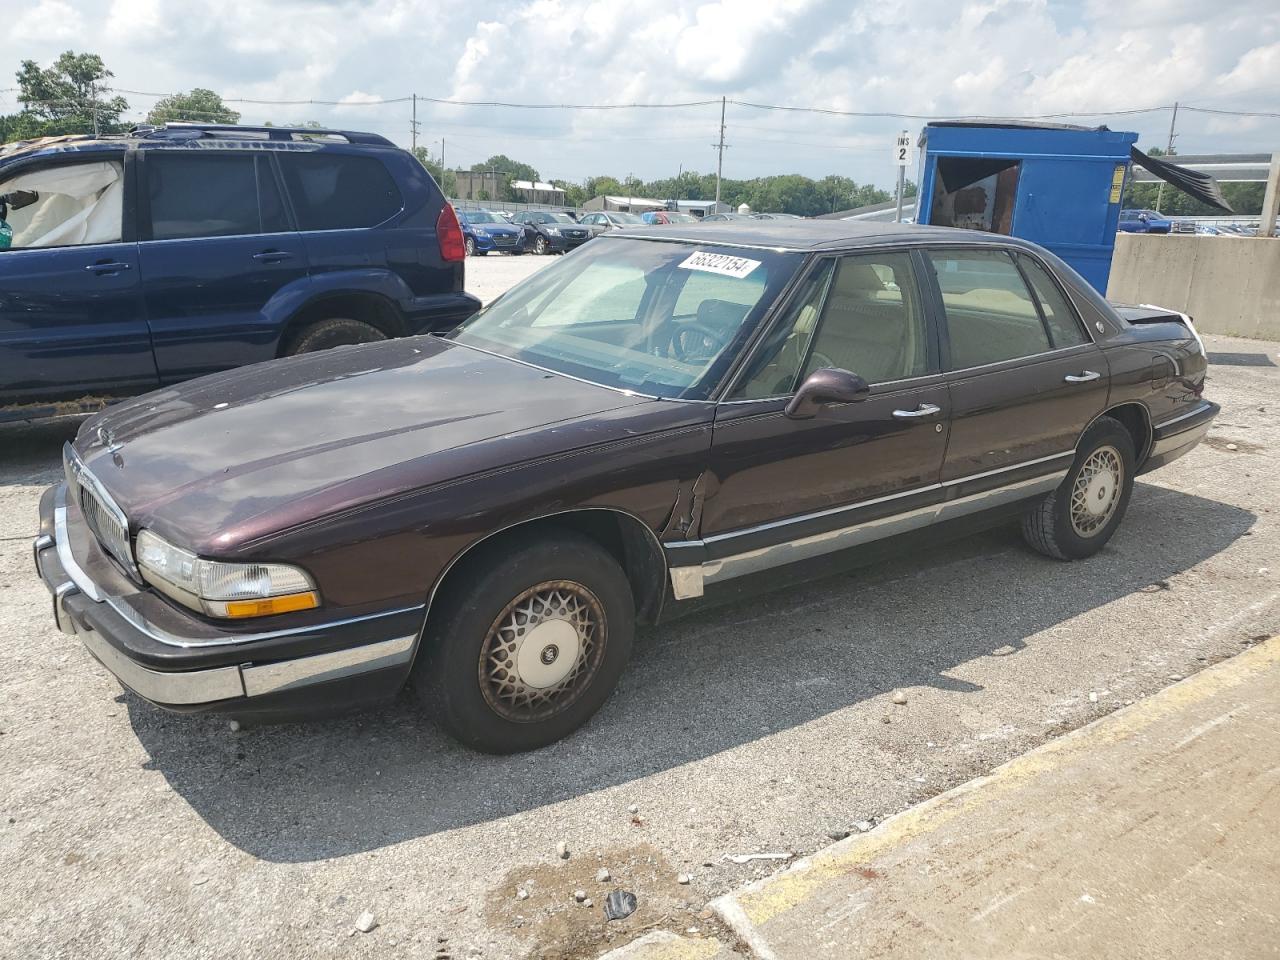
[1070,445,1123,538]
[479,581,605,723]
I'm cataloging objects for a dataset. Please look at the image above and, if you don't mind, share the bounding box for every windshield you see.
[450,238,799,399]
[465,210,500,224]
[611,212,645,224]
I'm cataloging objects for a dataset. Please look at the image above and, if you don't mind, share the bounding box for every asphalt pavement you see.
[1,256,1277,959]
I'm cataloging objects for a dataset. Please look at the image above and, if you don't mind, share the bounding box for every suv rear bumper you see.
[33,484,419,719]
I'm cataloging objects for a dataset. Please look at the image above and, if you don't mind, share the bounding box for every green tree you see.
[15,51,128,136]
[146,88,240,125]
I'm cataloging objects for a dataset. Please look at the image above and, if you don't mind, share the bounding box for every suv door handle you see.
[252,250,294,263]
[85,261,132,275]
[1064,370,1101,383]
[892,403,942,419]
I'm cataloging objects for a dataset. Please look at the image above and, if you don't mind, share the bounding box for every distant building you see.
[676,199,733,218]
[583,194,667,213]
[453,170,506,201]
[510,180,566,205]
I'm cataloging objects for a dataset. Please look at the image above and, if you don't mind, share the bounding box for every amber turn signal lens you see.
[220,591,319,619]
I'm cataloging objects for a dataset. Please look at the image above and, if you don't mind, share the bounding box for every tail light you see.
[437,205,466,262]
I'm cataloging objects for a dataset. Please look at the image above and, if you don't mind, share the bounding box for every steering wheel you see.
[671,321,730,362]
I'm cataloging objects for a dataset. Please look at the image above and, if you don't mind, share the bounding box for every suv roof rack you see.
[131,123,395,147]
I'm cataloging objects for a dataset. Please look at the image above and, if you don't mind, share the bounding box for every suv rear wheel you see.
[285,318,387,355]
[413,531,635,753]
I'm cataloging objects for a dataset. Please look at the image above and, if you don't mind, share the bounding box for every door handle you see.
[1064,370,1101,383]
[252,250,294,263]
[85,261,132,274]
[892,403,942,419]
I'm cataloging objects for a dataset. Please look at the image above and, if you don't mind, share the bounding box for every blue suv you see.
[0,123,479,423]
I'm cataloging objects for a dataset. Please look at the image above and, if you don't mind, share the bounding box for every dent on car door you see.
[698,250,949,581]
[926,247,1108,494]
[138,150,308,382]
[0,153,157,408]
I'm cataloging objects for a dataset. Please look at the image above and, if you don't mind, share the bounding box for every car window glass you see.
[674,265,765,319]
[529,261,647,326]
[257,158,290,233]
[928,249,1051,369]
[277,153,402,231]
[1019,256,1087,348]
[802,252,927,384]
[0,159,123,248]
[148,153,273,240]
[730,259,835,400]
[453,240,794,400]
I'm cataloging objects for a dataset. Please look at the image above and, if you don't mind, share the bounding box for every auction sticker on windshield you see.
[678,251,761,279]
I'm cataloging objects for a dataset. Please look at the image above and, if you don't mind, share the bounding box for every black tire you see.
[533,235,549,255]
[285,318,387,355]
[413,530,635,753]
[464,235,476,257]
[1021,416,1136,560]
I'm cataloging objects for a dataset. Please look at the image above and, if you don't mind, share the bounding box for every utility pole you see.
[90,80,99,138]
[1155,101,1179,213]
[410,93,419,153]
[713,96,727,210]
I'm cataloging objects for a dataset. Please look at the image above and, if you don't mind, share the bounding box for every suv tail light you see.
[437,205,466,262]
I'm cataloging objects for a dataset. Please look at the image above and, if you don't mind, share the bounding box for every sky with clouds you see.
[4,0,1278,189]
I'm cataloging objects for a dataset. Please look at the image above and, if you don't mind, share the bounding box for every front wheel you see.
[1021,416,1136,560]
[533,235,549,255]
[464,236,476,257]
[413,531,635,753]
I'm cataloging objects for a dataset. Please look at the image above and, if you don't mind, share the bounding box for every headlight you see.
[545,227,561,235]
[136,529,319,619]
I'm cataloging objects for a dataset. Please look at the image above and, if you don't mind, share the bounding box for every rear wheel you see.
[1021,417,1135,560]
[413,531,635,753]
[285,318,387,355]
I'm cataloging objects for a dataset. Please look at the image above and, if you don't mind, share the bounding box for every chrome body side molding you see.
[667,454,1073,594]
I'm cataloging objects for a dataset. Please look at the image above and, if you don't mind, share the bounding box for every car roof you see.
[608,219,1021,252]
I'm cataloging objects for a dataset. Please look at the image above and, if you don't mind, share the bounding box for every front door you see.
[924,246,1108,496]
[699,249,949,580]
[0,154,156,408]
[137,149,308,382]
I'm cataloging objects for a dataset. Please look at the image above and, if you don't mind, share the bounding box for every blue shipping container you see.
[915,122,1139,292]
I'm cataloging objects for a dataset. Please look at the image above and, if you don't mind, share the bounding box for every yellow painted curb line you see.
[713,634,1280,938]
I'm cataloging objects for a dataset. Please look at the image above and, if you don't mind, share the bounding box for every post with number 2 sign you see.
[894,130,913,223]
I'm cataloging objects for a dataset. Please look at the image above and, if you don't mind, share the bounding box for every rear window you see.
[147,153,288,241]
[278,153,403,231]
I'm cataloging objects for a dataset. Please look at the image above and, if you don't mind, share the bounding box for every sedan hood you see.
[74,338,651,553]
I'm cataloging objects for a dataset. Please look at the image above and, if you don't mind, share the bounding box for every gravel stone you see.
[354,911,377,934]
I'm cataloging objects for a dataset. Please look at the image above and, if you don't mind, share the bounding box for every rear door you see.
[137,149,308,382]
[0,152,157,408]
[925,246,1107,492]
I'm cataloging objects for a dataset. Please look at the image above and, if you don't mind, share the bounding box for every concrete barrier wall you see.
[1107,234,1280,340]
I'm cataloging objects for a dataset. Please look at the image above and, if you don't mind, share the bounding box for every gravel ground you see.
[465,250,553,304]
[2,269,1278,960]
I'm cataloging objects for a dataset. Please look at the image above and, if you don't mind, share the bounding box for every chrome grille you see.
[64,446,135,575]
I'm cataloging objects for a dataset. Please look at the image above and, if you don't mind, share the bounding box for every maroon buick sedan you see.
[35,222,1216,752]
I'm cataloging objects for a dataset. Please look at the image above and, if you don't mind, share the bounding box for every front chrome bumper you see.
[33,483,418,711]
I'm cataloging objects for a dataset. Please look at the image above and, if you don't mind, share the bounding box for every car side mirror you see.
[784,367,870,419]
